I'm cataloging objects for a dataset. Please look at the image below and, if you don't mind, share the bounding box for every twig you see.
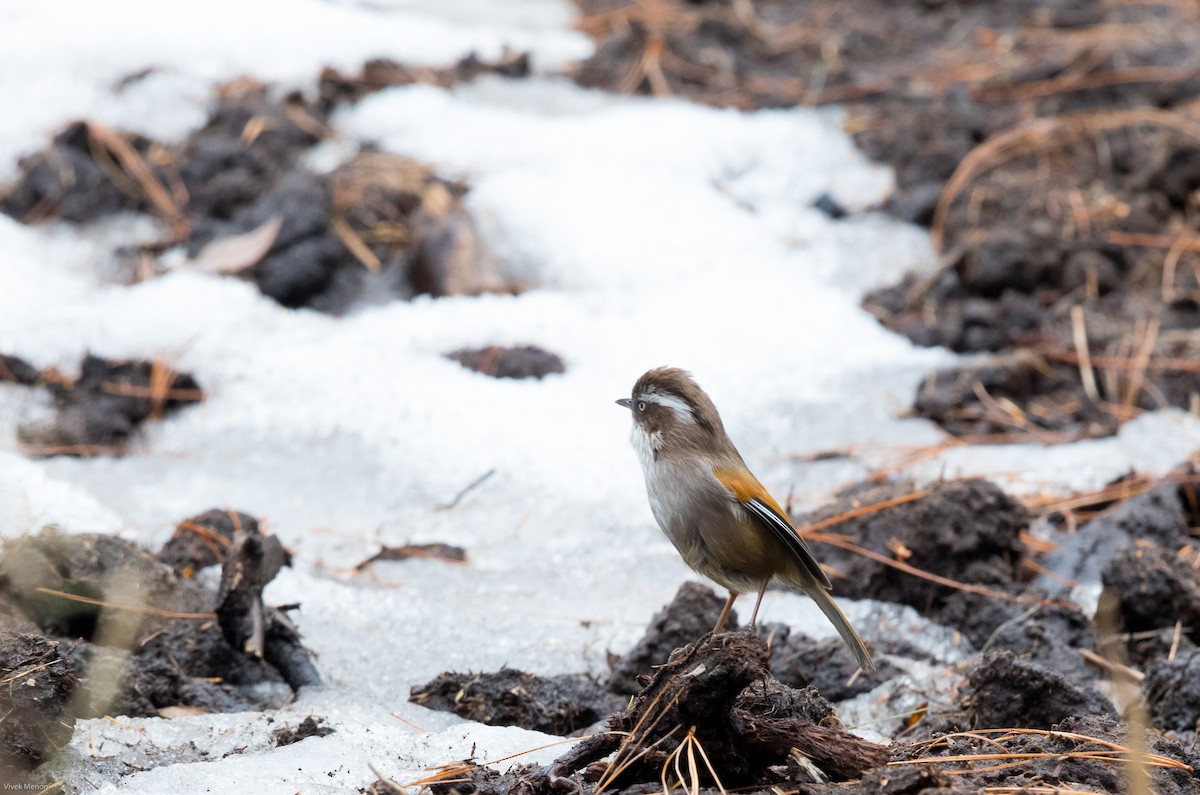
[437,468,496,511]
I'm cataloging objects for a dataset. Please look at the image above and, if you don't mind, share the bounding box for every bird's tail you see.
[803,586,876,673]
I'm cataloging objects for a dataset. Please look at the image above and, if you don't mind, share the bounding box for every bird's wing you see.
[712,466,834,590]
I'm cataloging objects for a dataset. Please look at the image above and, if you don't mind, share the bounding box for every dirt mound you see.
[0,519,318,766]
[5,353,202,457]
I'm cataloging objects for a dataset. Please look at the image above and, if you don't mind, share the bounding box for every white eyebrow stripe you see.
[639,391,696,422]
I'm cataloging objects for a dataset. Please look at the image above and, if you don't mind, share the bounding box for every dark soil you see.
[0,521,318,765]
[767,626,901,702]
[446,346,567,380]
[7,353,202,457]
[532,633,886,790]
[0,77,515,314]
[0,633,77,771]
[801,479,1028,614]
[271,715,335,747]
[1100,540,1200,664]
[960,649,1114,730]
[1145,649,1200,734]
[1042,483,1193,585]
[938,591,1096,679]
[892,713,1199,795]
[0,121,167,224]
[410,668,622,736]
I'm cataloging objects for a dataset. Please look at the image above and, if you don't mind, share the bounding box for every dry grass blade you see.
[398,735,597,792]
[332,216,382,272]
[480,734,597,767]
[0,660,58,686]
[1045,348,1200,374]
[973,65,1200,102]
[87,123,188,239]
[806,531,1077,609]
[19,443,126,457]
[901,728,1193,773]
[596,687,682,791]
[1078,648,1145,683]
[33,586,216,620]
[983,787,1108,795]
[689,729,728,795]
[794,488,1077,607]
[1120,318,1160,412]
[795,490,932,538]
[402,761,476,790]
[1023,471,1200,518]
[1071,306,1100,403]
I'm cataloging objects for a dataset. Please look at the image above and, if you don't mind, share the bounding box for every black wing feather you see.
[742,498,833,590]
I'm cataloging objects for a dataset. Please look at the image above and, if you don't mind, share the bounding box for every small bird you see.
[617,366,874,672]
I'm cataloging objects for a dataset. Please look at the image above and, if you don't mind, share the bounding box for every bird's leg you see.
[748,580,769,629]
[713,591,739,634]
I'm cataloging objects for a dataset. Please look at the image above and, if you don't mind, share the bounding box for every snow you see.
[1,0,1198,792]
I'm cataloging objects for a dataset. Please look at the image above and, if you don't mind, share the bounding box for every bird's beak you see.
[615,398,633,409]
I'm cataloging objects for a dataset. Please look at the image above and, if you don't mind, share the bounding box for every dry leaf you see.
[189,215,282,274]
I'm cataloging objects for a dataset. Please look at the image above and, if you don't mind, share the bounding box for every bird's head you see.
[616,367,728,458]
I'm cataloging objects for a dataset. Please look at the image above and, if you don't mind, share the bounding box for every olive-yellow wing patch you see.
[713,466,833,590]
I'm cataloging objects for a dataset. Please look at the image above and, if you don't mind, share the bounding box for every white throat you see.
[630,422,662,473]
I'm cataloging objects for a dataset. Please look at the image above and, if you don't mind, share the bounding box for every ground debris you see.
[355,542,467,571]
[571,0,1200,442]
[891,714,1199,795]
[0,522,319,762]
[0,632,76,771]
[11,354,202,457]
[529,632,887,789]
[410,668,621,736]
[0,78,513,313]
[0,353,40,385]
[0,121,175,225]
[1042,483,1193,585]
[158,508,274,576]
[1145,649,1200,734]
[961,649,1114,730]
[1100,540,1200,664]
[316,51,531,112]
[802,479,1028,613]
[271,715,334,747]
[608,581,732,696]
[447,346,566,380]
[767,625,900,702]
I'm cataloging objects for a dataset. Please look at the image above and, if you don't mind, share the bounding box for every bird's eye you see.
[637,401,646,412]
